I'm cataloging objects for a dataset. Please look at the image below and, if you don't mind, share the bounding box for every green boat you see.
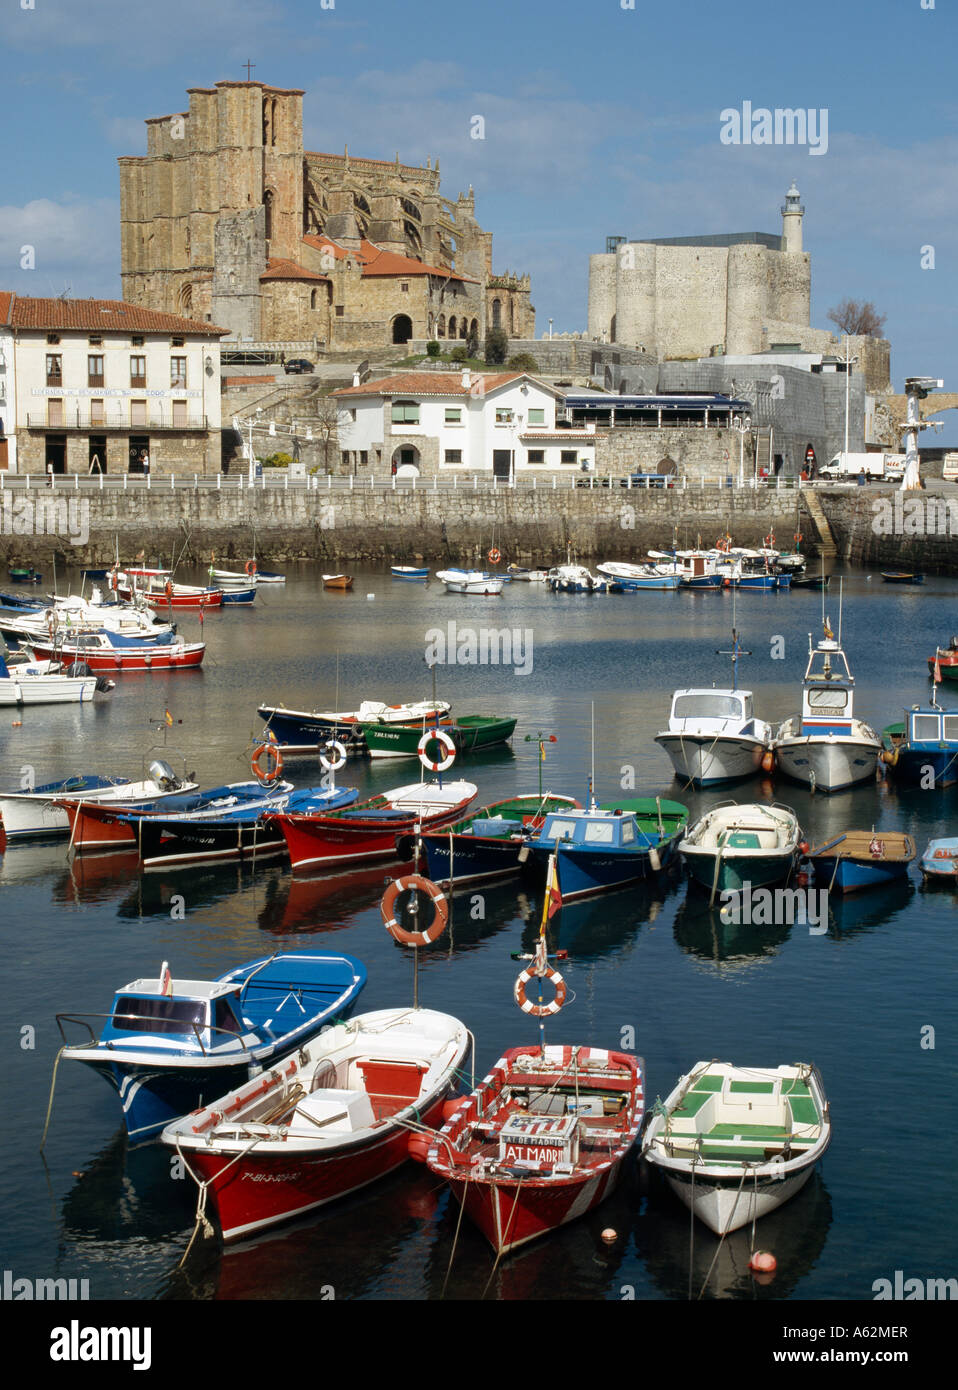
[361,715,517,761]
[679,800,803,895]
[599,796,689,848]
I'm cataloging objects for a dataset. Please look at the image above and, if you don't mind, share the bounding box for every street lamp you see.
[843,336,859,458]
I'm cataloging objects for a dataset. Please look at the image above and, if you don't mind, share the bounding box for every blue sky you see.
[1,0,955,393]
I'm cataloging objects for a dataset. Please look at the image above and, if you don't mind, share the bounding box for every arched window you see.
[492,298,501,329]
[310,288,318,310]
[470,318,479,341]
[392,314,413,345]
[437,314,446,338]
[263,189,275,243]
[448,316,457,339]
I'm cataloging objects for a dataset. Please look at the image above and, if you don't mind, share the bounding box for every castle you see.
[119,80,534,352]
[588,183,815,360]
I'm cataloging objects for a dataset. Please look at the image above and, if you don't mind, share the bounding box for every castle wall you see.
[587,253,616,341]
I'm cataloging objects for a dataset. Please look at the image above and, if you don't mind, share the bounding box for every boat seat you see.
[725,831,763,849]
[471,817,523,838]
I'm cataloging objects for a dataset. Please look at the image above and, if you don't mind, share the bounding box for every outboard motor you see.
[94,676,115,694]
[65,662,92,678]
[148,758,178,790]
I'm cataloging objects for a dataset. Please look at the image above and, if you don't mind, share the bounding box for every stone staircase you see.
[800,486,838,558]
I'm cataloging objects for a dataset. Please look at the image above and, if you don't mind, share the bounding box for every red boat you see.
[30,633,205,672]
[265,779,477,871]
[426,1042,644,1255]
[118,579,223,610]
[161,1007,470,1243]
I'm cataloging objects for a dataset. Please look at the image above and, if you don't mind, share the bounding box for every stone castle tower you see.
[119,80,535,347]
[587,183,811,358]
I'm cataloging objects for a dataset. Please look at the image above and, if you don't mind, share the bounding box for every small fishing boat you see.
[0,761,196,841]
[266,780,478,872]
[881,571,924,585]
[881,702,958,788]
[919,838,958,883]
[117,575,223,610]
[322,574,353,590]
[56,952,367,1143]
[420,794,581,887]
[216,586,256,606]
[8,567,41,585]
[435,569,504,595]
[29,631,206,672]
[789,574,830,590]
[547,564,608,593]
[360,714,516,760]
[641,1060,830,1235]
[773,623,881,793]
[927,640,958,682]
[0,650,106,706]
[391,566,429,581]
[506,566,548,582]
[679,801,802,895]
[805,830,916,894]
[597,562,681,592]
[257,699,452,756]
[524,798,688,900]
[211,566,286,585]
[162,1007,470,1241]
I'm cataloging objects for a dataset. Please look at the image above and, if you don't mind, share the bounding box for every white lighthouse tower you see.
[781,180,804,254]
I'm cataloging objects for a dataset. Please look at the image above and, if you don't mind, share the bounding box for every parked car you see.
[284,359,315,375]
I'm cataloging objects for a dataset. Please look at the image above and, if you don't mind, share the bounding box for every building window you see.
[90,399,105,426]
[391,400,420,425]
[341,451,349,468]
[360,451,368,467]
[46,354,62,387]
[492,299,501,329]
[47,398,64,427]
[444,407,462,424]
[88,355,105,388]
[527,449,545,464]
[444,449,462,464]
[131,335,144,347]
[130,399,148,427]
[560,450,577,464]
[527,408,545,425]
[335,305,344,317]
[170,356,187,389]
[171,399,188,428]
[171,336,185,347]
[310,288,318,310]
[400,282,409,293]
[88,335,103,347]
[130,356,146,389]
[495,408,513,425]
[47,333,60,345]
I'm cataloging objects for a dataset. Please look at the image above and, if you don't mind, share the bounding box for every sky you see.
[1,0,955,394]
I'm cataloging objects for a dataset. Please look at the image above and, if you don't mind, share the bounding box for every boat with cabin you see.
[0,760,197,840]
[419,794,581,887]
[524,798,688,900]
[880,700,958,788]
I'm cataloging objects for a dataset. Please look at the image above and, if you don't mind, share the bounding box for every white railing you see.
[0,471,808,493]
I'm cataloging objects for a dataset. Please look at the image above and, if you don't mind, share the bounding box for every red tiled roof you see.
[260,259,329,284]
[0,291,12,325]
[333,371,527,399]
[299,235,474,282]
[3,296,228,336]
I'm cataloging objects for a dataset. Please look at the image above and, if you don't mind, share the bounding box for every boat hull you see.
[774,736,879,793]
[682,849,798,894]
[808,855,911,894]
[271,801,472,871]
[446,1159,625,1255]
[0,674,96,705]
[362,717,516,760]
[661,1163,816,1236]
[30,641,205,672]
[655,733,767,786]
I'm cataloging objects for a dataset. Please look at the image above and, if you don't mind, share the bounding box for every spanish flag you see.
[539,739,546,763]
[824,618,834,640]
[160,961,173,998]
[545,853,562,920]
[164,708,173,727]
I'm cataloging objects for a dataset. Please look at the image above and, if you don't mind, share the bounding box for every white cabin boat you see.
[773,628,881,792]
[655,688,772,786]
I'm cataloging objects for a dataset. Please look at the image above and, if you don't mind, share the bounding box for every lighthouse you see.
[781,180,804,254]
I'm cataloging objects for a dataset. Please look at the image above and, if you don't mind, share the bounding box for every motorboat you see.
[679,801,803,895]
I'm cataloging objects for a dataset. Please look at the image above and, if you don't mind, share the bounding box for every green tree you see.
[485,327,509,364]
[507,353,539,373]
[426,340,441,358]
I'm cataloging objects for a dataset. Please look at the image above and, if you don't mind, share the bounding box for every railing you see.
[25,412,210,431]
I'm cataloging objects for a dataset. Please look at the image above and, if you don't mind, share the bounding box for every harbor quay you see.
[0,481,954,573]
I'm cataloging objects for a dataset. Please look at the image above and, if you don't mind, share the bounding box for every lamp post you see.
[843,336,859,458]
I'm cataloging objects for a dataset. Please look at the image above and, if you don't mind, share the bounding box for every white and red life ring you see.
[514,964,567,1017]
[417,728,456,773]
[251,741,283,783]
[488,547,501,565]
[246,560,257,576]
[381,875,448,946]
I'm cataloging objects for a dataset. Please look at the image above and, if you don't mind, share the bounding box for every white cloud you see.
[0,198,120,297]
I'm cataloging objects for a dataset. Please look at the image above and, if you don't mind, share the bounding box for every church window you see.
[437,315,446,338]
[263,190,274,243]
[401,282,409,293]
[310,289,318,310]
[491,299,501,329]
[335,305,344,316]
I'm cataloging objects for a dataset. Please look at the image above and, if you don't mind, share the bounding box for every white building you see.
[0,294,227,475]
[333,370,598,479]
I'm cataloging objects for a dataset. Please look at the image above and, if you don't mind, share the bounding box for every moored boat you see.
[391,566,429,581]
[881,702,958,788]
[257,699,452,756]
[322,574,353,590]
[0,761,196,841]
[655,685,773,788]
[524,798,688,900]
[919,838,958,883]
[641,1060,830,1234]
[162,1006,470,1241]
[361,714,516,760]
[420,794,581,887]
[0,650,105,706]
[805,829,916,894]
[57,780,297,854]
[881,571,924,585]
[436,568,504,595]
[56,952,367,1143]
[927,640,958,682]
[679,801,802,895]
[29,631,206,672]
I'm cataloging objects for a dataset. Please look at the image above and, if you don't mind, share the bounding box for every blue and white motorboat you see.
[0,761,197,840]
[55,951,367,1142]
[547,564,608,593]
[435,568,504,595]
[881,702,958,789]
[524,798,688,901]
[919,838,958,883]
[597,561,681,591]
[391,566,429,581]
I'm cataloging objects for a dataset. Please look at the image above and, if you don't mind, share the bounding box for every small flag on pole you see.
[545,853,562,920]
[934,648,942,685]
[164,708,173,727]
[824,617,834,640]
[539,740,546,763]
[160,961,173,997]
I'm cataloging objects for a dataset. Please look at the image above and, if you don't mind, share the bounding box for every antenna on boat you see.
[838,578,843,648]
[590,702,596,808]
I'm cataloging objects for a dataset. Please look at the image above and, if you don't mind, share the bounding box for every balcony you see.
[26,411,211,432]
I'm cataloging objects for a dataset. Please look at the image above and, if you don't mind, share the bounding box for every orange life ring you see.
[251,741,283,784]
[764,532,775,548]
[164,580,174,602]
[246,560,257,576]
[381,875,448,946]
[488,547,501,565]
[417,728,456,773]
[514,964,567,1017]
[109,569,119,592]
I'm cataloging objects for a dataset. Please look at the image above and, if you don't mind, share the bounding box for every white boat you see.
[547,564,607,593]
[773,625,881,793]
[0,589,173,643]
[655,688,772,786]
[679,801,803,896]
[435,569,504,595]
[0,759,197,840]
[0,650,107,706]
[642,1060,830,1234]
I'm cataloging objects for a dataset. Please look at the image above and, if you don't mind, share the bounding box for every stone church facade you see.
[119,80,534,352]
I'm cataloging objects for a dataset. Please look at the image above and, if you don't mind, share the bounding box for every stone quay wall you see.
[6,483,956,572]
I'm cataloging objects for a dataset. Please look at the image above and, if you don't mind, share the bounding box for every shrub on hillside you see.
[507,353,539,373]
[449,345,470,363]
[485,327,509,364]
[426,340,441,357]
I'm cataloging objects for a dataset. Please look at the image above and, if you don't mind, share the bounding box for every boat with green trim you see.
[419,793,581,887]
[641,1060,831,1234]
[880,702,958,788]
[679,801,802,895]
[361,715,517,760]
[524,797,689,900]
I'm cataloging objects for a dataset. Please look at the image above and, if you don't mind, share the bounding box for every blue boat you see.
[680,574,724,590]
[420,793,581,887]
[806,829,915,894]
[525,798,689,901]
[391,566,429,581]
[55,951,367,1142]
[217,586,256,605]
[920,838,958,883]
[881,702,958,788]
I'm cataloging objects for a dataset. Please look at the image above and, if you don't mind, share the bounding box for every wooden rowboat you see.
[323,574,353,590]
[805,829,915,894]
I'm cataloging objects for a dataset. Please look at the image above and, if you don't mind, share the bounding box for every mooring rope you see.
[39,1046,67,1152]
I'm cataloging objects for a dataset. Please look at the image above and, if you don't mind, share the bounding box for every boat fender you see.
[798,841,809,856]
[246,559,257,576]
[749,1251,777,1274]
[761,749,776,774]
[649,846,661,872]
[440,1098,463,1123]
[381,874,449,946]
[514,964,567,1017]
[407,1132,432,1164]
[880,746,899,767]
[252,741,284,784]
[319,739,347,773]
[417,728,456,774]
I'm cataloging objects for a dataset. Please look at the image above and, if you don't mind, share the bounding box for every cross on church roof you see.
[243,61,255,82]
